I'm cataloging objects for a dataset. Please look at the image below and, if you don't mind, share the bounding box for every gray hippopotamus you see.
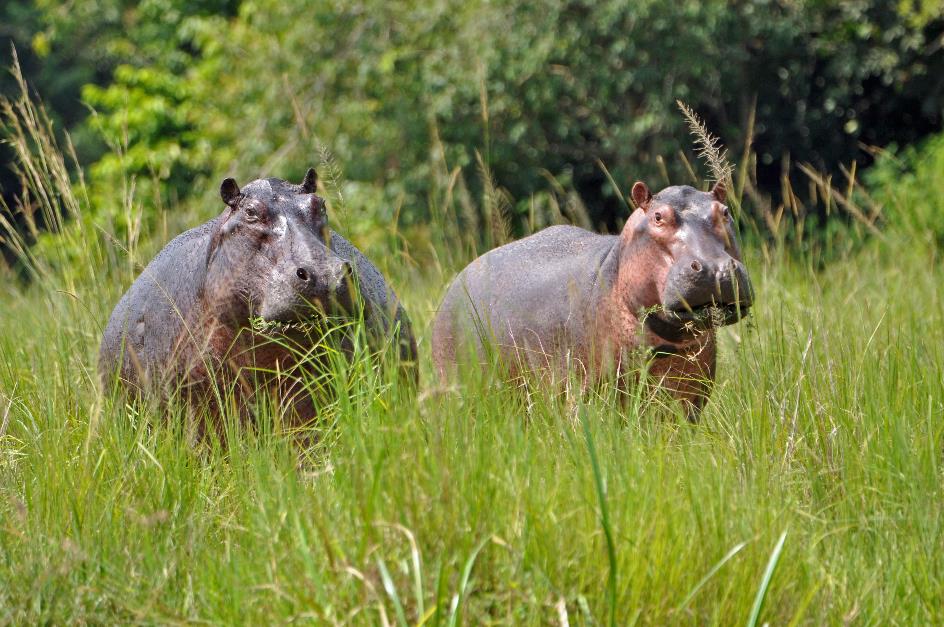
[431,181,752,419]
[100,168,416,431]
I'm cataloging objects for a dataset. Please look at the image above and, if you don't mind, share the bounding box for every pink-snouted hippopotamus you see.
[100,168,417,433]
[431,181,753,420]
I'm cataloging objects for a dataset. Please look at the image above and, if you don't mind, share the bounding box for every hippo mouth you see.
[665,301,751,326]
[250,291,356,335]
[645,301,751,336]
[250,316,323,335]
[249,304,359,336]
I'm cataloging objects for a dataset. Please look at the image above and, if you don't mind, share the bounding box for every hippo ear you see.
[631,181,652,211]
[220,178,241,207]
[711,180,726,203]
[300,167,318,194]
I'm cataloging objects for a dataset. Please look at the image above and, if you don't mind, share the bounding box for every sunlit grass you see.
[1,223,942,623]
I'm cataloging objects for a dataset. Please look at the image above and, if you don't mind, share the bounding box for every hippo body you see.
[100,170,416,429]
[433,225,618,374]
[432,182,752,419]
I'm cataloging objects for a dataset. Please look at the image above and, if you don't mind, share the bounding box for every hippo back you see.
[432,224,619,377]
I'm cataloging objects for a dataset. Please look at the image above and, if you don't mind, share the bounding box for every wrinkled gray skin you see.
[432,181,752,419]
[100,169,416,431]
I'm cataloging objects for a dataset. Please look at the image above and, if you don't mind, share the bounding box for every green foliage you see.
[12,0,941,248]
[865,133,944,248]
[0,2,103,206]
[898,0,944,26]
[0,0,239,269]
[82,64,211,219]
[175,0,944,229]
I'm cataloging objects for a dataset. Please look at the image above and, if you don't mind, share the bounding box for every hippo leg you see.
[646,339,716,422]
[682,394,708,423]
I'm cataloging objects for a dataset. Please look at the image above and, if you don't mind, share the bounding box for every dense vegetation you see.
[1,0,943,623]
[2,0,943,239]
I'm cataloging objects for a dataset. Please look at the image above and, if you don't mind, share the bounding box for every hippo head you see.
[204,168,354,330]
[621,181,753,336]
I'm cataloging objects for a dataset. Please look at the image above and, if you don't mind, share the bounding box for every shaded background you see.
[2,0,943,251]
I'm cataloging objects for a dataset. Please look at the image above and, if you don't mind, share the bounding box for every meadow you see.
[1,72,943,625]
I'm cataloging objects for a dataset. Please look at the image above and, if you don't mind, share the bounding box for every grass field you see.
[1,92,943,624]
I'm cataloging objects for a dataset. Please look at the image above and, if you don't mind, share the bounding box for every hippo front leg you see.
[681,392,709,423]
[651,365,712,423]
[646,340,716,423]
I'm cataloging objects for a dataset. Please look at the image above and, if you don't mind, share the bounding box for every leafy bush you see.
[82,64,211,218]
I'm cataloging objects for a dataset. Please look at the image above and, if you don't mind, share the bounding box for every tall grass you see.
[1,67,942,624]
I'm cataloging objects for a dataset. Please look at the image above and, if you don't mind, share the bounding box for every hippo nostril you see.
[296,267,309,281]
[691,260,702,273]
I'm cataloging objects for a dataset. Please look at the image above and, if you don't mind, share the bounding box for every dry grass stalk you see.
[676,100,734,186]
[798,163,883,237]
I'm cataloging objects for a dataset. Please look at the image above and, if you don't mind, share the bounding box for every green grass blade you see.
[377,557,408,627]
[786,579,823,627]
[747,531,788,627]
[409,535,425,620]
[676,540,748,612]
[580,406,618,627]
[446,536,490,627]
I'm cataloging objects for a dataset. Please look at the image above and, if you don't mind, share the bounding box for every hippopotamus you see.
[100,168,417,432]
[431,181,753,419]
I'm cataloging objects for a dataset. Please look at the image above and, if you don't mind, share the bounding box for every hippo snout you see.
[294,260,352,295]
[293,259,354,311]
[256,259,355,325]
[713,258,753,308]
[662,255,753,323]
[329,261,356,310]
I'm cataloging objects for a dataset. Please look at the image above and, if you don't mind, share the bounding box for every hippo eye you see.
[722,206,730,219]
[244,205,261,223]
[653,211,663,224]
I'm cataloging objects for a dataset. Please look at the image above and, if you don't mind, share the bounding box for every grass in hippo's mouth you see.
[248,315,361,339]
[249,317,322,334]
[646,303,749,323]
[677,302,750,317]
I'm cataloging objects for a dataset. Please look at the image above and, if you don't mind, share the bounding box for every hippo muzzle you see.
[256,251,355,326]
[661,254,753,326]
